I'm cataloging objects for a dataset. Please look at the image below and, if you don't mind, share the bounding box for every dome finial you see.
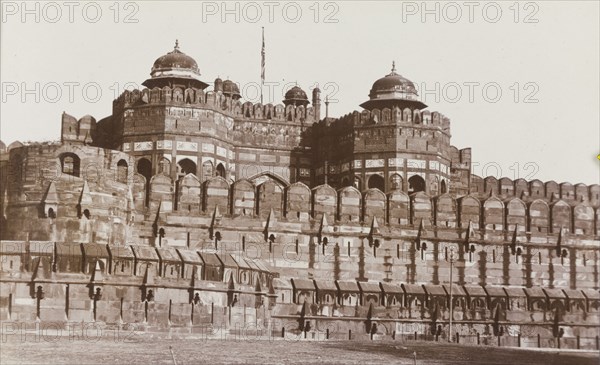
[391,61,396,73]
[174,39,180,50]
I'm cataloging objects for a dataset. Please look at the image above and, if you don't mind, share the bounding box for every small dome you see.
[369,62,417,99]
[142,40,209,90]
[151,40,199,75]
[283,86,309,106]
[360,61,427,111]
[222,80,241,99]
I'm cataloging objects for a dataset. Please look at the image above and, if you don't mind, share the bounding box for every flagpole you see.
[449,247,455,343]
[261,26,265,105]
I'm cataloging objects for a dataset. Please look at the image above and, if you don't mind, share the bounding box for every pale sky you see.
[1,1,598,185]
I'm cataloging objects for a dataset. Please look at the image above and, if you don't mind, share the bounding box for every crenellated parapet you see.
[236,101,317,124]
[3,136,597,245]
[469,174,599,208]
[113,87,318,125]
[313,108,457,171]
[121,172,600,240]
[113,86,207,110]
[327,108,450,130]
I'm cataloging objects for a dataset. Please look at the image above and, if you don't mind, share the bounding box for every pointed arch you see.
[116,159,128,184]
[216,163,226,178]
[368,174,385,192]
[408,175,425,194]
[248,172,289,188]
[137,158,152,178]
[178,158,197,176]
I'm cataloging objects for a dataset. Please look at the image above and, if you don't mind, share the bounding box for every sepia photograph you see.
[0,1,599,364]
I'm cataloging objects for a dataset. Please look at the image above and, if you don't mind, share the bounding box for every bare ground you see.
[1,334,598,365]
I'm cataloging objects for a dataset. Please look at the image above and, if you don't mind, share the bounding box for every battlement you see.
[470,175,600,207]
[113,87,318,124]
[3,139,597,243]
[327,108,451,131]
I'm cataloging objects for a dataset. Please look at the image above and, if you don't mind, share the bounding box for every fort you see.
[0,42,598,348]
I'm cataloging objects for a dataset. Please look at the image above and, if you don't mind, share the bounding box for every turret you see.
[312,87,321,120]
[214,77,223,92]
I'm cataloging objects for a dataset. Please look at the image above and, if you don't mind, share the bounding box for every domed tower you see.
[214,77,223,92]
[283,86,309,107]
[359,62,427,111]
[222,79,241,100]
[312,61,453,194]
[100,40,238,186]
[142,40,209,90]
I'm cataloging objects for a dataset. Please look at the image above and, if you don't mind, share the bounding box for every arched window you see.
[117,160,128,184]
[137,158,152,206]
[390,174,403,190]
[137,158,152,179]
[368,174,385,191]
[60,153,80,177]
[441,180,447,194]
[202,161,213,181]
[216,163,226,178]
[178,158,197,176]
[430,176,439,195]
[408,175,426,193]
[159,157,171,175]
